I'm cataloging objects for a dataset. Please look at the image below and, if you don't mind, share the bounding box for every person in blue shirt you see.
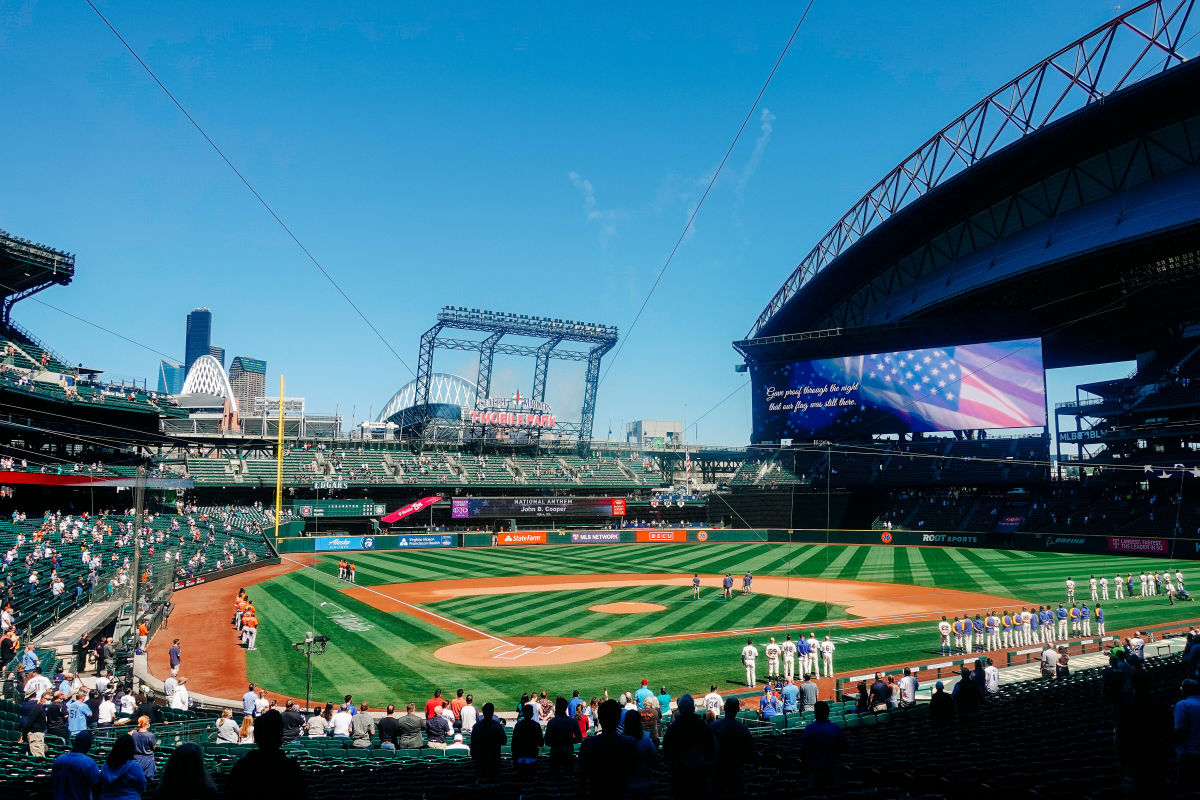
[1080,603,1092,636]
[1056,603,1069,640]
[1039,606,1054,644]
[656,686,672,714]
[21,645,38,672]
[781,679,800,715]
[972,616,985,652]
[566,690,584,720]
[51,730,99,800]
[759,685,781,720]
[66,691,92,736]
[984,613,998,651]
[1029,608,1040,643]
[797,635,812,673]
[241,684,258,717]
[1096,605,1106,637]
[634,680,653,708]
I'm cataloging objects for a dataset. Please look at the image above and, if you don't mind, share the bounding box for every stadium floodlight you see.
[292,632,331,712]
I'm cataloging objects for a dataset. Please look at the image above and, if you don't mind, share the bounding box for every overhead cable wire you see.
[600,1,817,386]
[82,0,415,377]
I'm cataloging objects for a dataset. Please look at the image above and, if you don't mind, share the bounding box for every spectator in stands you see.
[1115,671,1170,798]
[800,700,848,789]
[240,684,257,717]
[349,702,376,749]
[460,694,477,733]
[928,681,953,726]
[131,716,156,779]
[377,705,399,750]
[237,716,254,744]
[710,697,754,798]
[66,690,91,736]
[155,742,216,800]
[952,668,982,719]
[306,703,333,738]
[19,689,49,757]
[469,702,507,783]
[98,733,146,800]
[579,699,634,798]
[662,694,714,798]
[51,730,99,800]
[511,704,543,776]
[280,700,306,742]
[1176,679,1200,789]
[224,710,306,800]
[623,708,657,800]
[215,710,239,743]
[330,704,352,738]
[397,703,426,750]
[544,695,582,773]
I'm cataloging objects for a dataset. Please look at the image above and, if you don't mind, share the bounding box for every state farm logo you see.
[504,534,543,543]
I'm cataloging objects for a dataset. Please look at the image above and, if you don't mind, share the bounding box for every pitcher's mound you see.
[589,602,666,614]
[435,637,611,668]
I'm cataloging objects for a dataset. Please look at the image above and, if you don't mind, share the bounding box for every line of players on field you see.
[937,604,1106,657]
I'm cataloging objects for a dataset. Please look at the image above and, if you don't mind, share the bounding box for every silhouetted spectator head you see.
[521,704,534,721]
[71,730,93,753]
[724,698,740,718]
[254,709,284,750]
[555,696,568,715]
[597,699,622,731]
[157,742,214,797]
[813,701,831,722]
[482,702,495,719]
[676,694,696,716]
[1183,679,1200,698]
[106,734,135,768]
[623,709,642,738]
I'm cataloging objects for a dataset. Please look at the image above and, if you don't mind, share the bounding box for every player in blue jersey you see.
[1029,606,1040,643]
[1080,603,1091,636]
[1039,606,1053,644]
[1055,603,1069,640]
[984,612,998,651]
[972,615,985,652]
[1095,605,1105,636]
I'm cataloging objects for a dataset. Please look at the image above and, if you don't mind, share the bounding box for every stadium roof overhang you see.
[742,58,1200,369]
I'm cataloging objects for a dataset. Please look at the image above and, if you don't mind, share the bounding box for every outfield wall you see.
[273,527,1200,559]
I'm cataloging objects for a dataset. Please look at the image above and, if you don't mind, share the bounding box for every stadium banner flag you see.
[636,529,686,543]
[498,531,549,546]
[382,495,442,523]
[314,536,367,551]
[392,534,454,550]
[1107,536,1169,555]
[570,531,622,544]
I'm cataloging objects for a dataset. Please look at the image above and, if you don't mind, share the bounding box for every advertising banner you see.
[314,536,371,552]
[498,531,549,546]
[382,496,443,523]
[636,530,686,543]
[751,337,1046,442]
[570,531,622,544]
[1108,536,1169,555]
[392,534,454,550]
[915,532,984,547]
[452,497,626,519]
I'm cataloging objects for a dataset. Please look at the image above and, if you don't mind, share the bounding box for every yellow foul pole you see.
[273,376,285,542]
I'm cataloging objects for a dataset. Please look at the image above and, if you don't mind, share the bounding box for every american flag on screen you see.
[832,339,1046,431]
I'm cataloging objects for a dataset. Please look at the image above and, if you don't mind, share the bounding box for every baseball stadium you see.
[3,3,1200,799]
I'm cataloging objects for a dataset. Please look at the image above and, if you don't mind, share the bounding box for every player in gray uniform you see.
[741,638,759,687]
[692,574,701,600]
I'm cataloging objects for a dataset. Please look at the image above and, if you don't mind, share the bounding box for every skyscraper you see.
[157,360,185,395]
[209,346,225,368]
[229,356,267,411]
[184,308,212,374]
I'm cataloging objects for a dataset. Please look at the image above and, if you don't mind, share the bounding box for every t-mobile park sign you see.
[469,395,555,428]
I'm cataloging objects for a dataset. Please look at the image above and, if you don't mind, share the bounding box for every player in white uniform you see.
[1100,576,1109,601]
[1089,576,1098,603]
[765,637,781,682]
[820,635,835,675]
[1115,574,1125,599]
[1176,569,1185,590]
[741,638,759,687]
[703,685,723,716]
[781,634,797,682]
[806,633,821,678]
[938,616,952,656]
[1020,608,1033,646]
[1139,572,1148,597]
[1065,578,1076,603]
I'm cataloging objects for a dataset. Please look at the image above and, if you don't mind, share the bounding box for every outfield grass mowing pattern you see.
[247,543,1200,709]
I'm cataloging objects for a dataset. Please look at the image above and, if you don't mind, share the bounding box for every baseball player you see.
[1080,603,1091,636]
[1114,573,1124,599]
[1100,576,1109,601]
[692,574,701,600]
[722,574,734,600]
[1029,606,1040,644]
[703,685,723,716]
[765,637,781,682]
[781,634,797,681]
[1095,605,1105,636]
[742,571,753,596]
[807,632,822,677]
[983,612,998,651]
[1055,603,1068,640]
[972,615,985,652]
[1069,603,1081,634]
[796,633,812,677]
[938,616,952,656]
[741,638,759,687]
[951,617,964,655]
[1038,606,1053,644]
[960,613,973,654]
[820,635,835,675]
[1176,569,1185,590]
[1022,608,1034,646]
[1065,577,1075,603]
[1089,576,1098,603]
[1126,574,1135,598]
[1000,611,1014,649]
[1139,572,1148,597]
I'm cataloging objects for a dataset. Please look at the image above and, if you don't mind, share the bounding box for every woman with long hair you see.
[131,715,157,780]
[155,742,216,800]
[238,714,254,744]
[308,702,334,737]
[98,733,147,800]
[215,709,239,743]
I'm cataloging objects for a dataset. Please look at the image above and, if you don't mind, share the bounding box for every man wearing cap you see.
[50,730,99,797]
[168,639,182,676]
[781,634,797,682]
[765,637,781,682]
[722,573,733,600]
[692,574,701,600]
[447,732,469,753]
[169,678,190,711]
[741,638,759,687]
[796,634,812,678]
[807,632,822,678]
[634,679,653,708]
[820,635,836,676]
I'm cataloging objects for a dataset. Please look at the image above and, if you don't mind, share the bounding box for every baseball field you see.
[163,541,1200,709]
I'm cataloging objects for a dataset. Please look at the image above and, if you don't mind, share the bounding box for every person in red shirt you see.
[424,688,445,719]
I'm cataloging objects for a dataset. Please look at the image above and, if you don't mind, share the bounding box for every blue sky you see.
[0,1,1132,444]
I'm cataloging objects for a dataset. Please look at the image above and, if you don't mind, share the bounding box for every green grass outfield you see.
[247,542,1199,709]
